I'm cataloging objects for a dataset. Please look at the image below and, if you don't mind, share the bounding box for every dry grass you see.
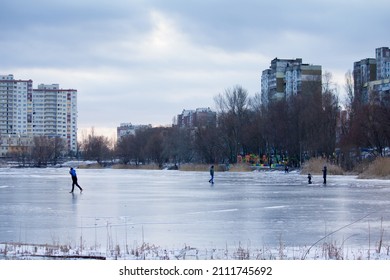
[228,163,252,172]
[111,164,160,170]
[76,157,390,179]
[358,157,390,179]
[179,164,210,172]
[78,163,104,169]
[300,158,344,175]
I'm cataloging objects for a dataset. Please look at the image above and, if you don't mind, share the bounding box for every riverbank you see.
[2,239,390,260]
[106,158,390,179]
[2,157,389,179]
[300,157,390,179]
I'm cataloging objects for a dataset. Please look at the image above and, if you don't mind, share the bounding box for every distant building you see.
[176,108,216,129]
[33,84,78,152]
[0,135,33,157]
[0,74,33,136]
[0,74,78,156]
[176,109,194,128]
[353,47,390,104]
[353,58,377,103]
[366,78,390,103]
[116,123,152,139]
[261,58,322,105]
[376,47,390,80]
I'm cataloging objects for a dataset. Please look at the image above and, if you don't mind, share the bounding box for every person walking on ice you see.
[69,167,83,193]
[209,165,214,184]
[308,173,312,184]
[322,165,327,185]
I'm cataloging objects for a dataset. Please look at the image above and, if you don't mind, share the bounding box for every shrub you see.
[301,158,344,175]
[179,164,209,171]
[358,157,390,179]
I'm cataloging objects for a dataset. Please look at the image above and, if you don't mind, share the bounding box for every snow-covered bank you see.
[2,240,390,260]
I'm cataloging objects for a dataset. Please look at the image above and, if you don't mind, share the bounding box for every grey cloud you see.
[1,0,152,68]
[151,0,389,57]
[1,0,390,132]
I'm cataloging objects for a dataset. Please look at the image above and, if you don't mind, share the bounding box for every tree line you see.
[88,81,338,168]
[6,136,67,167]
[6,72,390,170]
[84,73,389,170]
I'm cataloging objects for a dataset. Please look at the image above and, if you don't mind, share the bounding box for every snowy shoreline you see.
[2,240,390,260]
[1,160,389,181]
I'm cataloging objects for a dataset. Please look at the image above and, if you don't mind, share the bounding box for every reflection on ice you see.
[1,168,390,259]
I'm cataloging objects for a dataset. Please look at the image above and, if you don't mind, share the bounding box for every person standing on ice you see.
[209,165,214,184]
[322,166,327,185]
[69,167,83,193]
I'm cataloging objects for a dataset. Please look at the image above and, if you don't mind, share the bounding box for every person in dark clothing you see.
[209,165,214,184]
[322,166,327,185]
[69,167,83,193]
[308,173,312,184]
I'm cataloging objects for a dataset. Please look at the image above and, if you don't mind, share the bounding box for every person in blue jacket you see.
[69,167,83,193]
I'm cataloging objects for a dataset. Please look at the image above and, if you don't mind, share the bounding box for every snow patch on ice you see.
[189,209,239,215]
[264,205,287,209]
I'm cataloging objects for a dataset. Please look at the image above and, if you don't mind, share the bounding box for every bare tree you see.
[194,126,222,163]
[81,128,112,164]
[320,88,339,157]
[340,71,390,168]
[344,70,354,112]
[116,134,136,164]
[31,136,53,167]
[214,85,250,163]
[144,127,166,167]
[162,126,194,164]
[8,145,30,167]
[359,91,390,156]
[52,137,67,165]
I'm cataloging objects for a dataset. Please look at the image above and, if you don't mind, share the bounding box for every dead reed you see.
[358,157,390,179]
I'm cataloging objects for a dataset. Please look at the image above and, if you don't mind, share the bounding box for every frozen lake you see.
[1,167,390,255]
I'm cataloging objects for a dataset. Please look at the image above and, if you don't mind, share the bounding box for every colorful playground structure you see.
[237,154,287,169]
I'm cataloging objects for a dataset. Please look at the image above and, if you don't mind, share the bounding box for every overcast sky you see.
[1,0,389,138]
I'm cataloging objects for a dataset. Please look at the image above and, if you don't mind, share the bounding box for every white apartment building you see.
[261,58,322,105]
[33,84,78,153]
[0,74,33,156]
[0,74,32,136]
[0,75,78,155]
[117,123,152,139]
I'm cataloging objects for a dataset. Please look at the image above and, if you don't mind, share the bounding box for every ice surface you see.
[1,168,390,256]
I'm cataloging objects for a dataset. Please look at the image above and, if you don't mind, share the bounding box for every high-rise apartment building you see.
[0,74,33,136]
[33,84,78,152]
[376,47,390,80]
[353,58,377,103]
[261,58,322,105]
[353,47,390,104]
[0,75,78,155]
